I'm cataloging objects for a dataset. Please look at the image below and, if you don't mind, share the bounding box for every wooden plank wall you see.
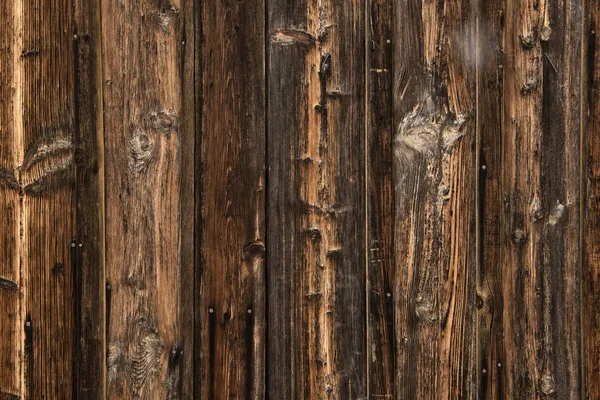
[0,0,598,398]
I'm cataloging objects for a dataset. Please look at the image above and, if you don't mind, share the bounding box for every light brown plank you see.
[500,0,582,396]
[101,0,185,397]
[392,0,478,396]
[0,0,21,397]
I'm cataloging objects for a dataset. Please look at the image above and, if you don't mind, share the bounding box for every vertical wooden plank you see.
[392,0,477,396]
[500,0,582,396]
[476,0,505,397]
[20,0,78,397]
[367,0,395,397]
[0,0,21,397]
[73,0,105,397]
[198,0,266,398]
[582,1,599,398]
[267,0,367,398]
[101,0,185,396]
[180,0,196,396]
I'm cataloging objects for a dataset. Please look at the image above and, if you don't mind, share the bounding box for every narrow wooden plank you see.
[180,0,196,396]
[367,0,395,397]
[19,0,78,397]
[500,0,582,395]
[476,0,505,397]
[392,0,478,396]
[0,0,21,397]
[73,0,105,397]
[267,0,367,397]
[582,2,600,398]
[198,0,266,398]
[101,0,185,396]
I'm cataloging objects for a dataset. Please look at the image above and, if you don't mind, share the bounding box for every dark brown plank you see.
[0,0,21,398]
[101,0,186,397]
[180,0,196,396]
[20,0,78,397]
[367,0,395,397]
[267,0,367,398]
[73,0,105,397]
[583,1,600,398]
[392,0,478,396]
[476,0,505,397]
[500,0,582,396]
[197,0,266,398]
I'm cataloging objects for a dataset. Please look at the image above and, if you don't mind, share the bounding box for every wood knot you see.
[540,373,555,395]
[415,296,436,322]
[540,26,552,41]
[519,34,536,50]
[129,127,154,174]
[149,8,179,33]
[530,196,543,221]
[243,240,265,259]
[0,277,18,291]
[147,110,179,134]
[270,29,316,46]
[520,76,538,95]
[512,229,527,244]
[548,201,565,226]
[305,227,322,241]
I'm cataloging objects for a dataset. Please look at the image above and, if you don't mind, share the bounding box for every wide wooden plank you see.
[197,0,266,398]
[583,1,600,398]
[0,0,21,397]
[500,0,582,396]
[367,0,396,397]
[392,0,478,396]
[101,0,186,396]
[267,0,367,398]
[73,0,105,397]
[476,0,505,397]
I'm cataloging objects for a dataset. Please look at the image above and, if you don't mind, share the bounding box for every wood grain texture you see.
[179,0,196,396]
[73,0,105,396]
[198,0,266,398]
[101,0,185,396]
[21,0,79,397]
[476,0,505,397]
[583,1,600,398]
[392,0,478,396]
[367,0,395,397]
[0,0,21,397]
[500,0,582,396]
[267,0,367,398]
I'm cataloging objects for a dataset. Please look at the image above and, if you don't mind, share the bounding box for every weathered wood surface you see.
[367,0,396,397]
[197,0,266,398]
[267,0,367,398]
[583,2,600,399]
[390,0,478,396]
[0,0,21,397]
[476,0,504,396]
[73,0,105,396]
[0,0,599,398]
[498,0,583,397]
[101,0,187,396]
